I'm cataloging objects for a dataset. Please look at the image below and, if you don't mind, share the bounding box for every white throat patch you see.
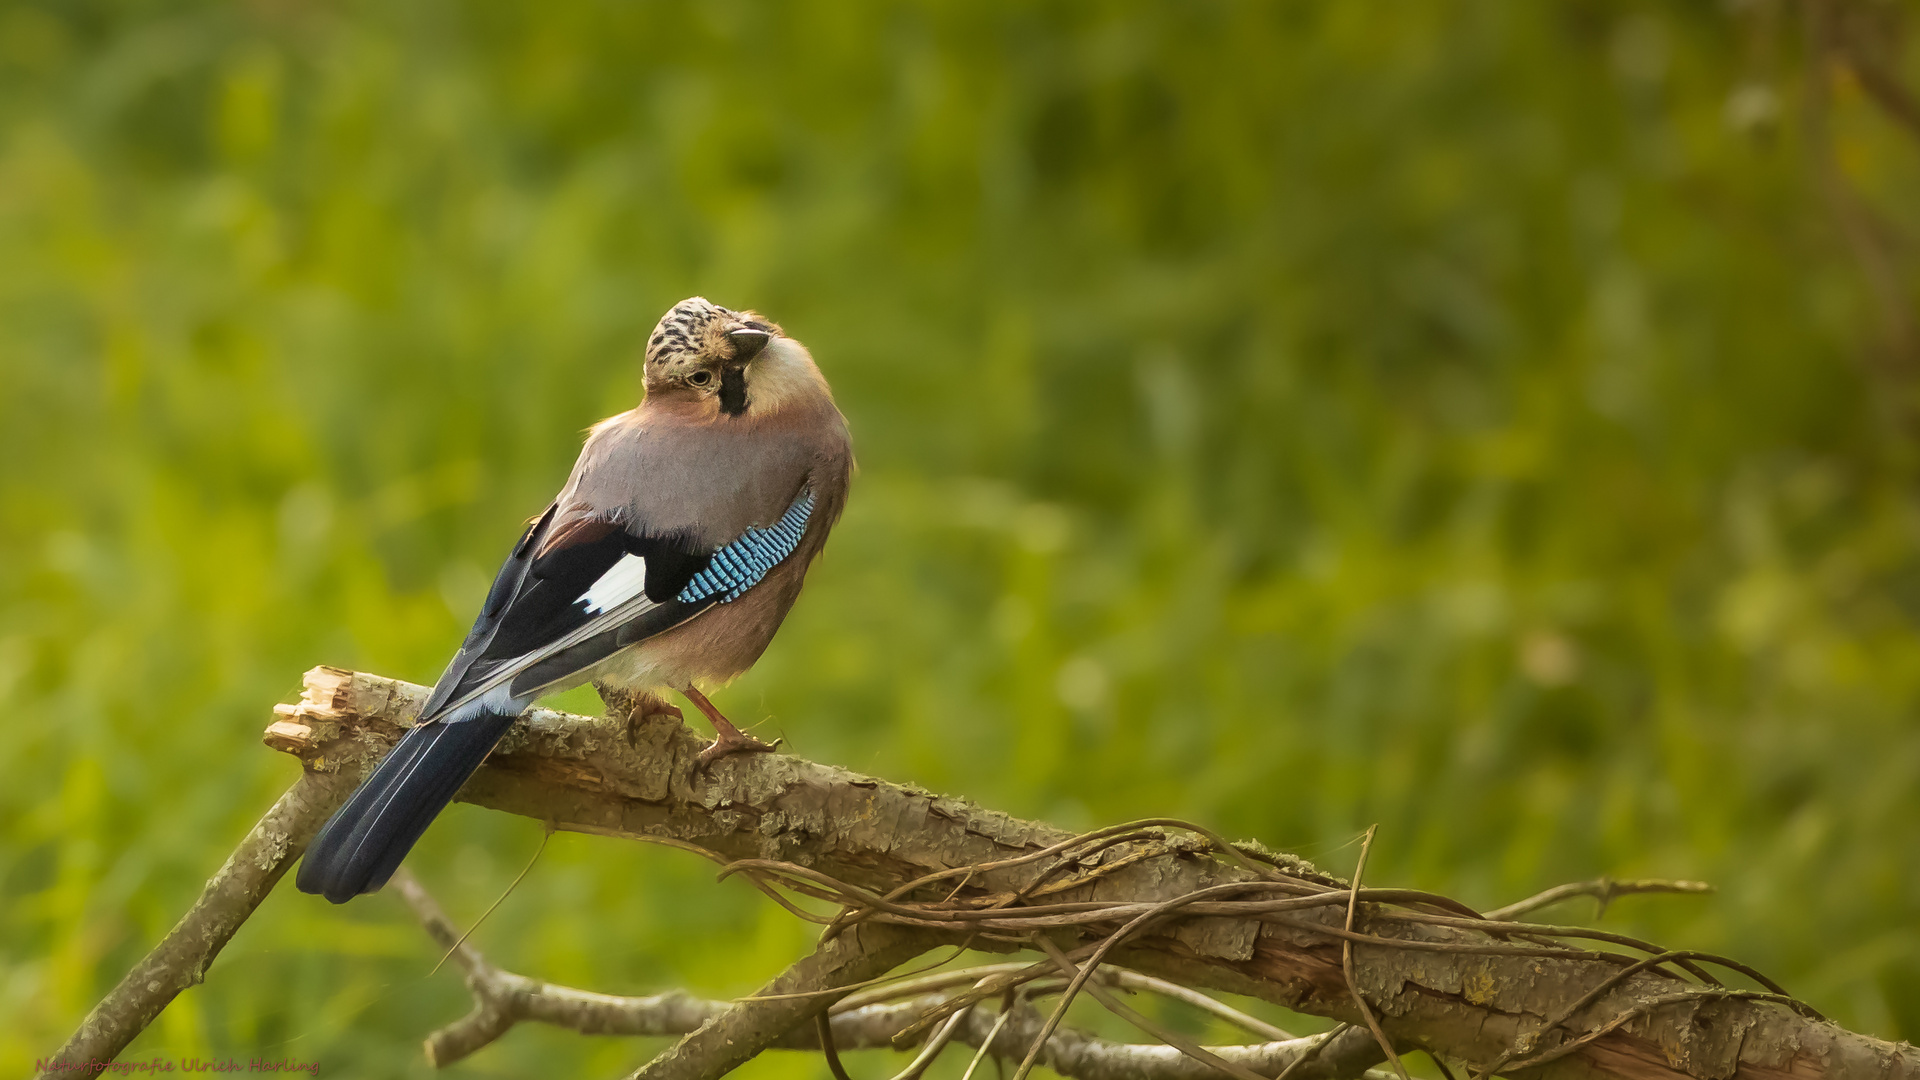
[743,337,828,414]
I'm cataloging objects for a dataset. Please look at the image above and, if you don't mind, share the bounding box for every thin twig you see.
[1273,1025,1353,1080]
[1386,911,1738,989]
[832,962,1292,1043]
[959,994,1018,1080]
[431,825,552,977]
[1342,826,1410,1080]
[884,1004,975,1080]
[1033,933,1274,1080]
[1006,880,1285,1080]
[1501,989,1816,1072]
[1476,949,1822,1079]
[891,946,1101,1045]
[741,945,974,1003]
[627,922,929,1080]
[1482,878,1714,922]
[879,819,1316,909]
[1112,970,1296,1042]
[834,963,1037,1012]
[818,1014,856,1080]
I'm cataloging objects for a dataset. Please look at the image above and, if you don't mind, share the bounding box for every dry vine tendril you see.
[647,819,1815,1080]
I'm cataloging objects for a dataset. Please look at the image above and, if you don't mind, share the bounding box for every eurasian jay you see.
[296,297,853,904]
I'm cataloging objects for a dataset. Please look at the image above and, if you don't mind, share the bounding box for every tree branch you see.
[240,667,1919,1080]
[46,665,1920,1080]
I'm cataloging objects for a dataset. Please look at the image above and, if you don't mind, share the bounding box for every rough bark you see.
[240,666,1917,1080]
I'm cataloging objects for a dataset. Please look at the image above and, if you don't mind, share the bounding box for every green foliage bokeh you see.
[3,1,1919,1075]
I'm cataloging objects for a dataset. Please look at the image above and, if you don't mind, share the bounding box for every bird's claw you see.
[696,732,782,771]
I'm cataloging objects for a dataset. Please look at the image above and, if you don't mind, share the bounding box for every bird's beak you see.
[728,328,771,363]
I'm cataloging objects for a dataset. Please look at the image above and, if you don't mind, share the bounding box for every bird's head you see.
[642,297,822,418]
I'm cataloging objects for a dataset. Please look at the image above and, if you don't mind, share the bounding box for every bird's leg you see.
[681,685,781,768]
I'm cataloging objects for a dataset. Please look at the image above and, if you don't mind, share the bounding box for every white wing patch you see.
[580,553,649,614]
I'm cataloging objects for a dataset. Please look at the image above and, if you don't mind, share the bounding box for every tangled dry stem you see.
[589,816,1827,1080]
[393,863,1395,1080]
[395,812,1826,1080]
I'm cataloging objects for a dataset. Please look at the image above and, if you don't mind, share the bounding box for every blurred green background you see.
[6,0,1920,1075]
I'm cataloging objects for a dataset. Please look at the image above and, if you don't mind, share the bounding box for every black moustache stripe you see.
[719,367,748,416]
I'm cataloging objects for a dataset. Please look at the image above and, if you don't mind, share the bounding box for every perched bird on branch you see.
[297,298,853,904]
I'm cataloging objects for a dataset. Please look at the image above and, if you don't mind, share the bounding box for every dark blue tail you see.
[296,712,519,904]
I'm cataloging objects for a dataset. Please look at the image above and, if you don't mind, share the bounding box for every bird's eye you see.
[687,369,714,387]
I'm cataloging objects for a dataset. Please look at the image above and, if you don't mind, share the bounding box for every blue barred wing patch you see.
[677,490,816,604]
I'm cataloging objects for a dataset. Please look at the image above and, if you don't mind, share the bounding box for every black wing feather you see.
[295,709,519,902]
[419,513,718,721]
[508,596,714,696]
[299,509,725,903]
[417,504,559,720]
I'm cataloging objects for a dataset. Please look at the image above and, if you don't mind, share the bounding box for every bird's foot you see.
[598,683,684,745]
[695,727,783,770]
[682,684,782,771]
[638,695,684,721]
